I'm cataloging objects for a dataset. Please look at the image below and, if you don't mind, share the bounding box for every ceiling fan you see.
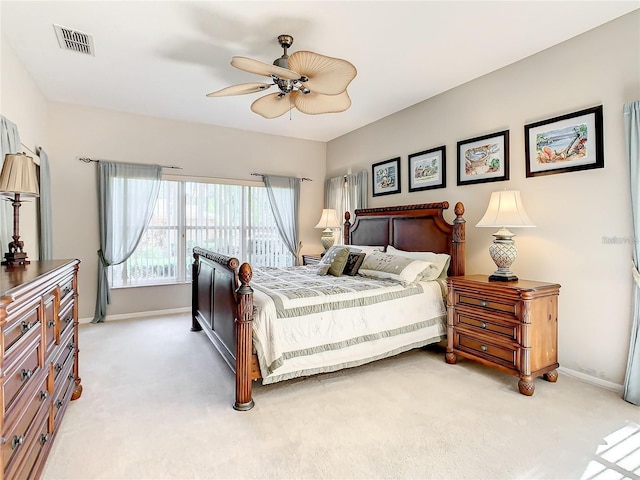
[206,34,357,119]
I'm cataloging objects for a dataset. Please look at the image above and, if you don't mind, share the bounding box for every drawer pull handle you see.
[54,363,63,373]
[68,342,75,351]
[39,390,49,401]
[63,286,72,295]
[20,369,34,381]
[11,435,25,450]
[56,400,64,409]
[20,321,34,333]
[40,433,51,445]
[480,300,488,307]
[481,322,487,329]
[65,317,73,325]
[481,345,487,352]
[48,319,56,328]
[68,373,75,382]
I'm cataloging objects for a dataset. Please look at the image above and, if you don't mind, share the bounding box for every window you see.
[110,180,293,287]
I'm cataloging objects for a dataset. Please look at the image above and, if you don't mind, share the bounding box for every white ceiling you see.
[1,1,638,142]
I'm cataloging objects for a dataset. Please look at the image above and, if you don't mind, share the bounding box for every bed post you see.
[234,262,255,411]
[190,251,202,332]
[450,202,466,276]
[343,211,351,245]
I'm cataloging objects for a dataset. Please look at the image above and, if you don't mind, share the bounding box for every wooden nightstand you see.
[445,275,560,396]
[302,254,323,266]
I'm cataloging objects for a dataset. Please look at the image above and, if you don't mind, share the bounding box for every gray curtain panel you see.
[324,170,368,244]
[624,100,640,405]
[37,147,53,260]
[0,116,22,258]
[93,161,161,323]
[263,175,301,266]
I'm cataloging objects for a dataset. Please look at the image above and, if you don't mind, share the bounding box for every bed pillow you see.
[316,245,352,276]
[358,251,432,285]
[342,252,366,276]
[348,245,385,256]
[386,245,451,281]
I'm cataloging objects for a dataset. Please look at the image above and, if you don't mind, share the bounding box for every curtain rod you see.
[79,157,182,169]
[20,143,38,157]
[251,172,312,181]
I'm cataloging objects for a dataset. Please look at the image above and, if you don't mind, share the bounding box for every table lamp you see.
[0,153,40,266]
[476,190,535,281]
[315,208,341,252]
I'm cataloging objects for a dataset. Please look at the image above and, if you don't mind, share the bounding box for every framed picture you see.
[525,105,604,178]
[372,157,401,196]
[457,130,509,186]
[408,146,446,192]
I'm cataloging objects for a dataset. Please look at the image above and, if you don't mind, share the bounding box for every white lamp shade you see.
[476,190,534,228]
[315,208,341,229]
[0,154,40,196]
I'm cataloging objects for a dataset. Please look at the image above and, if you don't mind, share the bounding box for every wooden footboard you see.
[191,247,259,410]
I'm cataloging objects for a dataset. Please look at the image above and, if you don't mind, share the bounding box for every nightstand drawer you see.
[454,311,519,342]
[455,332,518,369]
[455,292,517,316]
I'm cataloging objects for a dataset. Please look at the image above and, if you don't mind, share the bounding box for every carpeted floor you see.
[41,313,640,480]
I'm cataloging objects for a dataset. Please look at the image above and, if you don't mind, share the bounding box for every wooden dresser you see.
[0,260,81,480]
[446,275,560,396]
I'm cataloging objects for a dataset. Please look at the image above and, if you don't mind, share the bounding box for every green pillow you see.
[328,247,351,276]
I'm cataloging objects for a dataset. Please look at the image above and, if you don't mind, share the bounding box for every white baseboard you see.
[559,366,624,394]
[79,307,191,324]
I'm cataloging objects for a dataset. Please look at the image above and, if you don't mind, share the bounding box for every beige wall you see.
[327,11,640,385]
[0,35,45,256]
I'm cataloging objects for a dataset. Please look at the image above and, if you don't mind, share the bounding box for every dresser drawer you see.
[5,408,52,479]
[3,303,40,360]
[454,310,519,342]
[58,299,75,339]
[454,332,518,369]
[51,361,76,430]
[1,372,48,473]
[51,329,75,389]
[3,330,43,415]
[455,291,517,316]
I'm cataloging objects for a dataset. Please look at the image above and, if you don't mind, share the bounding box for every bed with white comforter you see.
[250,265,447,384]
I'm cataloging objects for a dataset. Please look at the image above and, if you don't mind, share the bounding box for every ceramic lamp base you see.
[320,229,335,252]
[488,228,518,282]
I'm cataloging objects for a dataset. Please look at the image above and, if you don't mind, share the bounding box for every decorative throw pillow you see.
[318,245,350,265]
[328,247,352,276]
[386,246,451,281]
[342,252,366,276]
[315,263,331,276]
[359,251,432,285]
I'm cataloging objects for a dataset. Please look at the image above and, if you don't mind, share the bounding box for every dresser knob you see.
[56,400,64,409]
[39,390,48,401]
[481,345,487,352]
[481,322,487,329]
[68,342,75,351]
[48,319,56,328]
[20,321,34,333]
[40,433,51,445]
[481,300,487,307]
[20,369,33,381]
[54,363,63,373]
[65,317,73,325]
[11,435,25,450]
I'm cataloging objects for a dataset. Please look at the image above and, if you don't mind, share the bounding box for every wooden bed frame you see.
[191,202,466,410]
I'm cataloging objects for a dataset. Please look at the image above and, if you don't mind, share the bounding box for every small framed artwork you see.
[525,105,604,178]
[408,146,446,192]
[457,130,509,186]
[372,157,401,197]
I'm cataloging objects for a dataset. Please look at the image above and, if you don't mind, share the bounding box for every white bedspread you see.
[250,266,447,384]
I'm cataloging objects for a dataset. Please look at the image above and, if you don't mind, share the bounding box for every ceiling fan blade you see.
[251,92,297,119]
[288,51,357,95]
[206,83,273,97]
[293,90,352,115]
[231,56,301,80]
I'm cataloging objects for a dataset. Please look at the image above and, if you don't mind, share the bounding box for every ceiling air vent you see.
[53,24,95,56]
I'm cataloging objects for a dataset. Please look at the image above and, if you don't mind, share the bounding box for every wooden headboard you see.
[343,202,466,276]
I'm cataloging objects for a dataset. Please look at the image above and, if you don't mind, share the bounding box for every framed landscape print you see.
[525,105,604,178]
[372,157,401,196]
[408,146,446,192]
[457,130,509,186]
